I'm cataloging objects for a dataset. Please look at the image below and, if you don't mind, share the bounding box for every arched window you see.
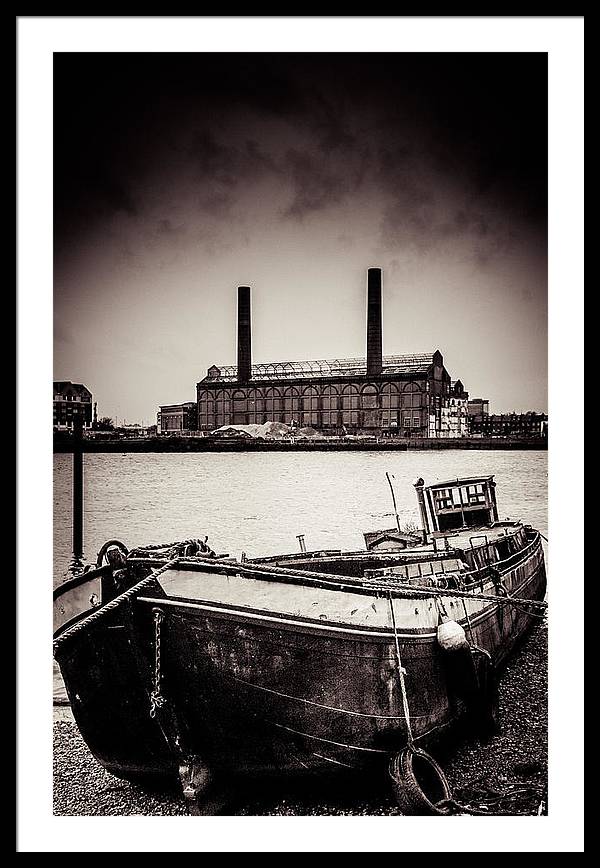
[381,382,400,409]
[282,386,300,422]
[231,389,248,424]
[214,389,231,426]
[301,386,320,426]
[301,386,319,412]
[232,390,247,411]
[402,381,423,409]
[341,384,360,411]
[252,388,265,418]
[264,387,282,416]
[319,384,339,426]
[361,384,378,409]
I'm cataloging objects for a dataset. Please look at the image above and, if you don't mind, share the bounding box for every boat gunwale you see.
[54,529,542,638]
[53,563,112,601]
[135,554,545,641]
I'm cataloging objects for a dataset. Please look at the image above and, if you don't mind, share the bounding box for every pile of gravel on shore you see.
[53,623,547,817]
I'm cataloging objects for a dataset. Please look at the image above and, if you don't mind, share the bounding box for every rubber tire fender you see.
[389,748,452,815]
[96,539,129,568]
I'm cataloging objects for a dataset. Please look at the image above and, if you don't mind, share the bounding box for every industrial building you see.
[196,268,469,438]
[53,381,93,430]
[157,402,198,434]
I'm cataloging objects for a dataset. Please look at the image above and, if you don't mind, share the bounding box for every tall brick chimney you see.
[366,267,383,376]
[237,285,252,382]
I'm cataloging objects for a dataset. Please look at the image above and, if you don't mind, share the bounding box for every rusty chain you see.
[149,608,167,719]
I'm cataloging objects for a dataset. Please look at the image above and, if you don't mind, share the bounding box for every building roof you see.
[201,353,440,383]
[53,381,92,397]
[426,475,495,490]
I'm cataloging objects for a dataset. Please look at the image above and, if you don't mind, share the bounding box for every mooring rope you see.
[365,578,547,612]
[52,557,181,656]
[388,592,415,748]
[131,549,548,614]
[461,597,476,644]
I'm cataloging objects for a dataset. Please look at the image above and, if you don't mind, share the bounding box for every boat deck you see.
[151,569,402,630]
[254,522,526,567]
[414,521,524,553]
[139,525,528,633]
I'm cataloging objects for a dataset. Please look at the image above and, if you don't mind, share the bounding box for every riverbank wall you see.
[54,436,547,453]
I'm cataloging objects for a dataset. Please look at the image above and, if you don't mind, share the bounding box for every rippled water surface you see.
[54,450,547,585]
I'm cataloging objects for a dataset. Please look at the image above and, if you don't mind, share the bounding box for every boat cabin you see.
[416,476,499,536]
[363,529,421,552]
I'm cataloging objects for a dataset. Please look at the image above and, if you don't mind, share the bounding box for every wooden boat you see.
[53,475,547,813]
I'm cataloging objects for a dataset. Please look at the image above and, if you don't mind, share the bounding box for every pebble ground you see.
[53,621,547,816]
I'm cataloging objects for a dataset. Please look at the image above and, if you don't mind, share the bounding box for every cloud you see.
[282,149,347,219]
[54,53,547,266]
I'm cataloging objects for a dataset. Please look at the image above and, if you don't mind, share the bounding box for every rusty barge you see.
[53,475,547,814]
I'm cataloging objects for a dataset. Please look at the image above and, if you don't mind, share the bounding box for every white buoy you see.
[437,618,470,652]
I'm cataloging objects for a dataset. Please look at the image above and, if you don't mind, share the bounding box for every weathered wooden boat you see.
[53,475,547,814]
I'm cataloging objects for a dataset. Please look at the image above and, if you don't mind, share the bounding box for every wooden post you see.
[72,415,84,571]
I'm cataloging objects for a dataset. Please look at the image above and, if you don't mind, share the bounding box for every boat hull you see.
[55,534,546,783]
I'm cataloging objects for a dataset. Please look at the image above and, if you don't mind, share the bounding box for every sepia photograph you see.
[17,15,584,853]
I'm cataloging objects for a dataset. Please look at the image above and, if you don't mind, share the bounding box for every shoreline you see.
[54,437,547,454]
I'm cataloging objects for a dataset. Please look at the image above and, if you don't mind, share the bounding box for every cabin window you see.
[466,484,486,505]
[435,489,454,510]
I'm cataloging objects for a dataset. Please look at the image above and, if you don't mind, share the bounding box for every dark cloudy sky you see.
[54,52,547,423]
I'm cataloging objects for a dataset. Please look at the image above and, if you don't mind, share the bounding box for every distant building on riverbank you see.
[117,423,157,438]
[440,381,470,438]
[196,268,471,439]
[470,412,548,439]
[467,398,490,424]
[53,381,93,431]
[157,402,198,434]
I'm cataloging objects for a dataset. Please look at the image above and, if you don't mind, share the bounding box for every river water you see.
[53,450,547,700]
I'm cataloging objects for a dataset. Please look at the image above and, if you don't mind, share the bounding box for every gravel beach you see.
[53,621,547,817]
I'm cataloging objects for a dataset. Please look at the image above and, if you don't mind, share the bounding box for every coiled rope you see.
[127,538,216,562]
[52,557,180,656]
[436,781,547,816]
